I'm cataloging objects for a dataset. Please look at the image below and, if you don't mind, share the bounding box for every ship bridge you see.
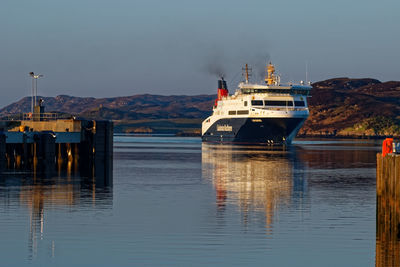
[238,84,311,96]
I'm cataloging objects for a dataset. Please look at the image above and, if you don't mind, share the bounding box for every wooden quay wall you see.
[376,153,400,266]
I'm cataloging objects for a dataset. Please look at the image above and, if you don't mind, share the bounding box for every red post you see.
[382,138,394,157]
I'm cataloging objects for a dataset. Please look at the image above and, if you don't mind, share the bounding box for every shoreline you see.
[114,131,395,140]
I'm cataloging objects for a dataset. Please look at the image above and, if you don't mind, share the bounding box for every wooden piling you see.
[40,132,56,174]
[22,134,28,169]
[376,153,400,266]
[6,145,16,169]
[93,121,113,186]
[15,144,22,169]
[0,134,6,171]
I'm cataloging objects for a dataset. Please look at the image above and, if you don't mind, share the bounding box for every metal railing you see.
[1,113,60,121]
[253,107,308,112]
[22,113,58,121]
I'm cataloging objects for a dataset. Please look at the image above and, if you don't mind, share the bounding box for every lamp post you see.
[29,72,44,114]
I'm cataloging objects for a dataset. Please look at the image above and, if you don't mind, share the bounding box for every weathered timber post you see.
[26,143,33,170]
[93,121,113,187]
[66,143,73,162]
[32,134,40,173]
[73,143,79,170]
[22,133,28,169]
[57,143,69,171]
[78,120,94,177]
[0,133,6,171]
[376,153,400,267]
[15,144,22,169]
[6,144,15,169]
[40,132,56,174]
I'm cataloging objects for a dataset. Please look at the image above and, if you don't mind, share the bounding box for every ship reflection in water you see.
[202,143,307,232]
[0,162,112,260]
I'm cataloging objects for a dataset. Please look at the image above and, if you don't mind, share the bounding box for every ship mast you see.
[245,64,249,83]
[242,64,252,83]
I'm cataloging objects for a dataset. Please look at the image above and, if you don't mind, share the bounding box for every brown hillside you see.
[300,78,400,137]
[1,78,400,136]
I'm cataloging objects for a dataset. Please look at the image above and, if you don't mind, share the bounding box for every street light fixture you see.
[29,72,44,114]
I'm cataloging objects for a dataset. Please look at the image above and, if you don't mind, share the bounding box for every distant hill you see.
[299,78,400,137]
[0,94,215,120]
[1,78,400,137]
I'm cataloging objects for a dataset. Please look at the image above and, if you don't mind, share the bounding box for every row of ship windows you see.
[241,89,310,95]
[250,100,305,107]
[228,110,249,115]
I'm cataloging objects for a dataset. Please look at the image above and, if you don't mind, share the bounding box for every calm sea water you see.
[0,136,383,266]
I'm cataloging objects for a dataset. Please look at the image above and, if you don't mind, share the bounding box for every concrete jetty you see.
[0,117,113,186]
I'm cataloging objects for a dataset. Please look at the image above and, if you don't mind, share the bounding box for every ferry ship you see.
[201,63,311,144]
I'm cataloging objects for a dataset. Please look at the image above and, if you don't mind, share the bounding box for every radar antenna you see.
[265,62,276,85]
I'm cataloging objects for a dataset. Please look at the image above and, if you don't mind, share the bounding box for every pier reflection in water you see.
[376,239,400,267]
[202,143,308,232]
[0,161,112,261]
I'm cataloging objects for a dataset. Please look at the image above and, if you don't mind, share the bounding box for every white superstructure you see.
[201,63,311,144]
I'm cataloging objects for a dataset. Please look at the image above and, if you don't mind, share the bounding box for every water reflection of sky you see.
[0,137,384,266]
[0,169,112,263]
[201,140,378,265]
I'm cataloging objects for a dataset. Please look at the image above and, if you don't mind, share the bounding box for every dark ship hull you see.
[201,117,306,144]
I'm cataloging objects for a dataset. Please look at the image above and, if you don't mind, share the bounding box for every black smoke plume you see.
[205,61,226,78]
[201,48,227,78]
[248,52,270,82]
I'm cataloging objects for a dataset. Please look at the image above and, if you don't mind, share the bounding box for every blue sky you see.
[0,0,399,107]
